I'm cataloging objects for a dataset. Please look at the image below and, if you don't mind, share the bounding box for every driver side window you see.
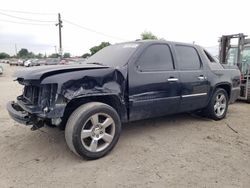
[137,44,174,72]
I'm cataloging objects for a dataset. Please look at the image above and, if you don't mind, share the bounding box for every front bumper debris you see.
[6,101,33,125]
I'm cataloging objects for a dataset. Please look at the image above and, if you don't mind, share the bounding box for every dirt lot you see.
[0,63,250,188]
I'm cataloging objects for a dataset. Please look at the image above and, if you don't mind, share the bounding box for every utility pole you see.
[56,13,63,58]
[54,45,57,54]
[15,43,18,56]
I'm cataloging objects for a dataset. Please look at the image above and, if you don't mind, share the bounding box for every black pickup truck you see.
[7,40,241,159]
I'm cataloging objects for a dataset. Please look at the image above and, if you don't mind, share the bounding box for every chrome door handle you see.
[167,78,179,82]
[198,76,206,81]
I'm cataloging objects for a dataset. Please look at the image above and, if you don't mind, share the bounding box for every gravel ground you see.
[0,63,250,188]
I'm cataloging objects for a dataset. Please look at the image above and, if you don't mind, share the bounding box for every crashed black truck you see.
[7,40,241,159]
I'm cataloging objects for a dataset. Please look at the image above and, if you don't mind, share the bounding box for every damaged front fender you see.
[41,67,128,120]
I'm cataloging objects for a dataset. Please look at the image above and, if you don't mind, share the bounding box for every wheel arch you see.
[213,82,231,99]
[204,82,231,121]
[61,94,127,129]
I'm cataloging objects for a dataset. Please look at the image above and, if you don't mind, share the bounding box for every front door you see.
[128,43,181,121]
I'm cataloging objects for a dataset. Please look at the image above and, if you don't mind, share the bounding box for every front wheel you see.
[65,102,121,159]
[206,88,229,120]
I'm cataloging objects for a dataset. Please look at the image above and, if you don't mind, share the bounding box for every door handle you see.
[197,75,206,81]
[167,78,179,82]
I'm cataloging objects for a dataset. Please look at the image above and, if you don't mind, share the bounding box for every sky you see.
[0,0,249,56]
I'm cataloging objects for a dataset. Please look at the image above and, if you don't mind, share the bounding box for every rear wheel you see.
[206,88,229,120]
[65,102,121,159]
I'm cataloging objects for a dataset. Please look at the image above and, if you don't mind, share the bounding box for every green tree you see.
[0,52,10,59]
[28,52,35,58]
[49,53,60,58]
[81,53,90,58]
[63,52,71,58]
[17,48,29,58]
[36,53,43,59]
[90,42,110,55]
[141,31,158,40]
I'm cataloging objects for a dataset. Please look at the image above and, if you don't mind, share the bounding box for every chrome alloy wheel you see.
[214,93,227,117]
[80,113,115,152]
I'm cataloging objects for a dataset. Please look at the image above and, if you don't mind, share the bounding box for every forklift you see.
[219,33,250,103]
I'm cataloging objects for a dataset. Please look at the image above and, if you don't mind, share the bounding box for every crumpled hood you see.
[13,63,127,106]
[14,64,108,81]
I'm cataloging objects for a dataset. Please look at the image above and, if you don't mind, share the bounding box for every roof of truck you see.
[117,39,201,48]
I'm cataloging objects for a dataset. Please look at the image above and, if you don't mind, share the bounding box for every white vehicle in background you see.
[24,59,41,67]
[0,65,3,75]
[9,60,19,66]
[24,59,32,67]
[17,59,24,66]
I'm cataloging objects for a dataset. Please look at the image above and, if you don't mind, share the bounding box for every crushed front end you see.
[7,79,66,130]
[7,64,126,130]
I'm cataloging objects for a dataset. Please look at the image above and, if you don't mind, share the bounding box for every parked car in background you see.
[71,58,85,64]
[24,59,42,67]
[29,59,40,66]
[0,65,3,75]
[45,58,60,65]
[0,60,8,64]
[17,59,25,66]
[36,59,47,66]
[59,58,85,65]
[24,59,32,67]
[7,40,241,159]
[59,59,68,65]
[9,60,19,66]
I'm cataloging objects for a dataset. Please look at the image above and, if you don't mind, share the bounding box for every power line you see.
[0,43,56,47]
[0,11,127,41]
[0,11,56,23]
[63,19,128,41]
[0,19,53,26]
[0,8,56,15]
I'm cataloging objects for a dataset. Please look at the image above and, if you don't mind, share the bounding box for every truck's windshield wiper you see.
[86,62,106,66]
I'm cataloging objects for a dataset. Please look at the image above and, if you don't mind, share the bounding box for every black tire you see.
[206,88,229,120]
[65,102,121,159]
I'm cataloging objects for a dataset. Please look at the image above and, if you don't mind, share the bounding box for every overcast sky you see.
[0,0,249,56]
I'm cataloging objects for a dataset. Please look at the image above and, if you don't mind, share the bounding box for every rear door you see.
[128,43,181,121]
[174,45,210,112]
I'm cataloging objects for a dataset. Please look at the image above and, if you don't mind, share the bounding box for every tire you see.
[65,102,121,159]
[205,88,229,120]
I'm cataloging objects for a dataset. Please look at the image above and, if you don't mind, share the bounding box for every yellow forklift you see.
[219,33,250,102]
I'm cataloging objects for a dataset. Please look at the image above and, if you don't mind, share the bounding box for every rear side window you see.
[137,44,174,71]
[176,45,201,70]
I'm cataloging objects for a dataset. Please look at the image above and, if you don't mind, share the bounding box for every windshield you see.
[226,47,237,66]
[242,47,250,75]
[242,47,250,61]
[84,43,140,67]
[225,46,250,74]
